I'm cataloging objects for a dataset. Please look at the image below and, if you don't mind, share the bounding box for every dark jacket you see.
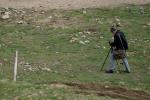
[110,30,128,50]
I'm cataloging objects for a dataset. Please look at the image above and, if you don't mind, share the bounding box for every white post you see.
[14,50,18,81]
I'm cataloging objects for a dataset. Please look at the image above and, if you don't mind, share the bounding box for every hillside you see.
[0,2,150,100]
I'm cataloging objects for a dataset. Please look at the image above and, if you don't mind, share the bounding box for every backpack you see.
[118,32,128,50]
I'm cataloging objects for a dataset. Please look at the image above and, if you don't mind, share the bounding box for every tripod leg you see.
[100,48,111,71]
[116,60,120,72]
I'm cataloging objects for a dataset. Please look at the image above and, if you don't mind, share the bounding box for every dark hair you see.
[110,27,117,33]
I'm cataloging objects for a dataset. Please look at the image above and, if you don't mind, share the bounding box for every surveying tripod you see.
[100,48,122,71]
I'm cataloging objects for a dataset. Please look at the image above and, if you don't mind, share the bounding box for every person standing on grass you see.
[105,27,131,73]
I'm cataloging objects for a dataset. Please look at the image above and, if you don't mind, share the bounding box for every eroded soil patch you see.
[50,82,150,100]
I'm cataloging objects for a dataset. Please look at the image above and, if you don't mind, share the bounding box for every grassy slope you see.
[0,4,150,99]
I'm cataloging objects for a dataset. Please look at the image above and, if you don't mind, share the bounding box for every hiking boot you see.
[105,70,114,73]
[125,70,130,73]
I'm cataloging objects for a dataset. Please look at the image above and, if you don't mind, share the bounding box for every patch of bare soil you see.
[50,82,150,100]
[0,0,150,9]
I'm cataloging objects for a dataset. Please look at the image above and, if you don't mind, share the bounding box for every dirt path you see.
[50,82,150,100]
[0,0,149,9]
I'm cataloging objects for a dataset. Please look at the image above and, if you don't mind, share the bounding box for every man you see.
[106,27,130,73]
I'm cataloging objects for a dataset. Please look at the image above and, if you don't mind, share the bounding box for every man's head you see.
[110,27,117,35]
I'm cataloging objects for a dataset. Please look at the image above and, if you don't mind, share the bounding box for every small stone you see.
[126,7,129,9]
[1,14,10,19]
[143,50,146,54]
[21,10,26,14]
[86,31,91,35]
[78,32,83,34]
[140,7,145,14]
[115,18,120,22]
[48,16,53,19]
[84,40,90,43]
[41,67,52,72]
[17,20,24,24]
[4,58,8,62]
[24,62,31,67]
[79,41,85,45]
[103,46,106,49]
[36,26,40,28]
[4,7,9,11]
[81,35,86,38]
[70,37,79,43]
[40,11,45,14]
[54,71,58,74]
[0,62,2,66]
[134,87,141,91]
[46,46,50,49]
[116,71,120,73]
[5,12,10,15]
[119,81,125,85]
[56,52,59,54]
[28,67,33,71]
[144,40,149,42]
[83,10,87,14]
[96,45,100,48]
[147,23,150,26]
[100,36,104,39]
[104,85,109,88]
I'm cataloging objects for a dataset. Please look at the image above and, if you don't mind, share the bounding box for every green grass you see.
[0,80,116,100]
[0,4,150,99]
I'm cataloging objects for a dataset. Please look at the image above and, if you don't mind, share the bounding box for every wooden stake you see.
[13,50,18,81]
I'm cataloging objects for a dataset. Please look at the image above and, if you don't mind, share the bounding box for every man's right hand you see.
[109,40,115,48]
